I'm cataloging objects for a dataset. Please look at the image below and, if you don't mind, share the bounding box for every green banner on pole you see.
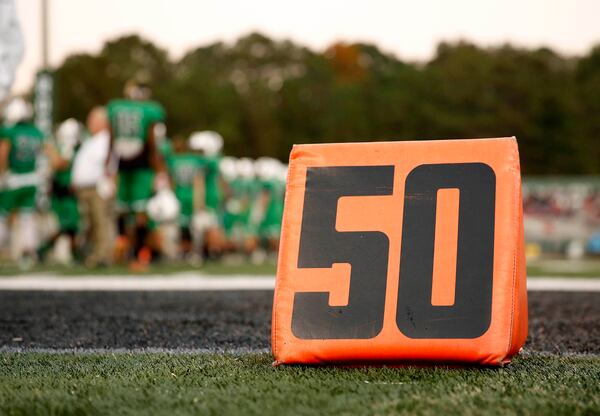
[34,70,53,137]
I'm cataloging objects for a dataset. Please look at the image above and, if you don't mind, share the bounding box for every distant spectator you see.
[72,107,115,268]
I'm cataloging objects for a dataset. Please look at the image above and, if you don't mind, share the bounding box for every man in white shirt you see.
[72,107,114,267]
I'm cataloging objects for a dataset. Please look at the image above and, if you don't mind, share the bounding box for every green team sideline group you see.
[0,79,286,269]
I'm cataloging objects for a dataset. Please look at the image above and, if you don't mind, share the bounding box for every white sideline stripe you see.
[0,274,598,291]
[0,273,275,291]
[527,277,600,292]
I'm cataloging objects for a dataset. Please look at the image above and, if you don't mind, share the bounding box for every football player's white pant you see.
[159,222,180,260]
[192,211,218,233]
[18,212,38,253]
[190,211,218,253]
[0,215,8,248]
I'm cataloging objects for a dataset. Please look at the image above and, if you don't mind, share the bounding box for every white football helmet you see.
[56,118,81,159]
[277,163,289,183]
[147,189,180,223]
[188,131,223,156]
[219,156,238,181]
[188,131,206,151]
[236,157,255,180]
[3,97,32,125]
[254,157,281,181]
[207,131,224,156]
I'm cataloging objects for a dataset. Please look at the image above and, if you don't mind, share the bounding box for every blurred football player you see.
[146,179,180,260]
[0,97,44,268]
[151,123,180,260]
[107,75,168,269]
[220,156,239,251]
[166,135,205,263]
[38,118,83,263]
[253,157,286,255]
[188,131,226,259]
[222,157,260,255]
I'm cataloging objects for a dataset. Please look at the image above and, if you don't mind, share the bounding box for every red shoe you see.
[128,247,152,273]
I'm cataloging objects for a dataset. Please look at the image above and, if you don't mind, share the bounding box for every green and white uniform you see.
[107,99,165,213]
[51,143,79,233]
[167,153,202,228]
[196,155,222,215]
[0,122,44,214]
[259,177,285,240]
[223,177,259,239]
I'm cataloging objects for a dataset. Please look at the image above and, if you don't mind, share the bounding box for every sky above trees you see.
[13,0,600,93]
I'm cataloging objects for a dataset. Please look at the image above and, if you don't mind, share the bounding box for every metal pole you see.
[41,0,49,69]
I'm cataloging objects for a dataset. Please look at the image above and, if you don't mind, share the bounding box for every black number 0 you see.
[291,163,496,340]
[397,163,496,339]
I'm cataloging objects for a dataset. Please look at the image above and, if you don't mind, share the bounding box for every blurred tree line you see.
[52,33,600,174]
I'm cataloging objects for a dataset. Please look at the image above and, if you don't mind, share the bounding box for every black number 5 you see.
[291,166,394,339]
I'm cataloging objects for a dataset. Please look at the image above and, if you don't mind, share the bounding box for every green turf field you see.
[0,352,598,415]
[526,259,600,278]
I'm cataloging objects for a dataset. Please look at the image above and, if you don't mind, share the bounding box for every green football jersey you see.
[230,177,259,214]
[168,153,203,224]
[196,155,222,211]
[0,122,44,174]
[261,178,285,227]
[169,153,201,197]
[223,177,259,237]
[107,99,165,169]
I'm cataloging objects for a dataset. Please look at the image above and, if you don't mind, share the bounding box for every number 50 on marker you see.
[272,137,527,366]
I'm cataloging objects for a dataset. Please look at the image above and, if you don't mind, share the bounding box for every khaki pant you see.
[76,186,112,266]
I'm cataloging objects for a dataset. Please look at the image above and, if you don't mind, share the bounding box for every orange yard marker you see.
[272,137,527,366]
